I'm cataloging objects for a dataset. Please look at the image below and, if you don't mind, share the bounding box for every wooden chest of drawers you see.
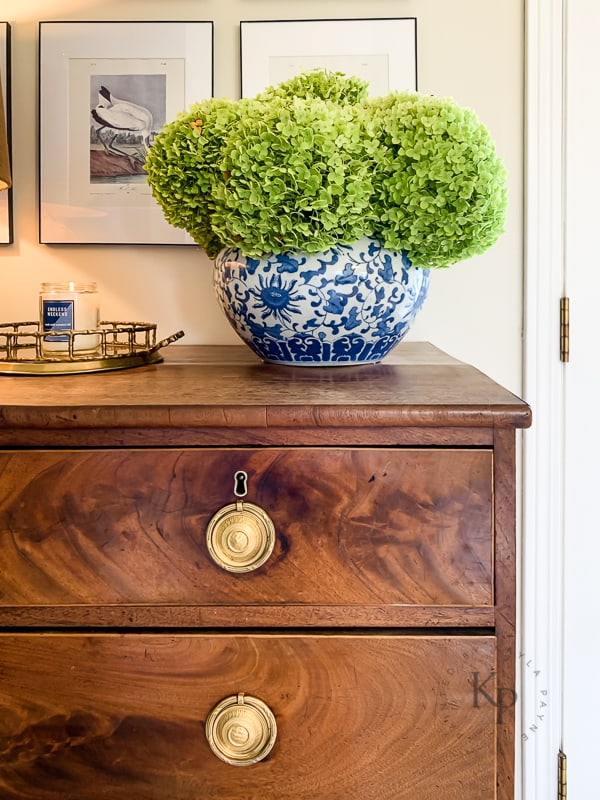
[0,344,531,799]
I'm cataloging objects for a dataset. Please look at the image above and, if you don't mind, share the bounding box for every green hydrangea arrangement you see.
[145,70,507,268]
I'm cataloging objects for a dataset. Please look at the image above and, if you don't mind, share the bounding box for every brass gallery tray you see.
[0,321,184,375]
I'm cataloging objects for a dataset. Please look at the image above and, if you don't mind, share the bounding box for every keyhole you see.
[234,471,248,498]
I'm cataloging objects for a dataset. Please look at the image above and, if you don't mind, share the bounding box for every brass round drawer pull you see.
[206,500,275,573]
[205,692,277,766]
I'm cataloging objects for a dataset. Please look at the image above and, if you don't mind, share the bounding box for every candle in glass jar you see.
[39,282,100,354]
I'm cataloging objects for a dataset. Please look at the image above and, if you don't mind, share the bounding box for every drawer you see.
[0,633,496,800]
[0,448,492,607]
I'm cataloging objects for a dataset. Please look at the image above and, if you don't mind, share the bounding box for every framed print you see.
[39,21,213,245]
[240,18,417,98]
[0,21,12,245]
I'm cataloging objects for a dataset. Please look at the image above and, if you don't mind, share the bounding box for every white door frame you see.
[522,0,565,796]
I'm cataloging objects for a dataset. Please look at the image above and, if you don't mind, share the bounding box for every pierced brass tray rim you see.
[0,349,165,375]
[0,321,184,375]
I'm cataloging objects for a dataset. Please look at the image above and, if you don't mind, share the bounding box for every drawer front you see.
[0,634,496,800]
[0,448,492,606]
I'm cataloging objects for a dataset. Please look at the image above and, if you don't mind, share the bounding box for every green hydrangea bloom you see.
[366,92,508,268]
[256,69,369,105]
[145,70,507,267]
[208,96,376,256]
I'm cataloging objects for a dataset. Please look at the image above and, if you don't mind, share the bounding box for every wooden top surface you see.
[0,343,531,431]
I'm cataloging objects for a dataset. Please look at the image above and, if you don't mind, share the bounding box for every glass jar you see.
[39,282,100,355]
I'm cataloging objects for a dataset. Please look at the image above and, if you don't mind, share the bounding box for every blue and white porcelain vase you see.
[213,236,430,366]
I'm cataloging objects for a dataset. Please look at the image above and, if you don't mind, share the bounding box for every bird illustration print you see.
[91,85,153,167]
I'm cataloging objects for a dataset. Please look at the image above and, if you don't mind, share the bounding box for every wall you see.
[0,0,524,393]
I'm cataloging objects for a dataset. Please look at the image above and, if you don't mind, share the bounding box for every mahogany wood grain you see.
[0,604,496,629]
[0,344,530,800]
[0,448,493,608]
[0,344,532,440]
[0,425,496,448]
[0,633,496,800]
[493,428,518,800]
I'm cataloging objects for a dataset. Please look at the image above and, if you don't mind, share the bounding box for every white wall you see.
[0,0,524,394]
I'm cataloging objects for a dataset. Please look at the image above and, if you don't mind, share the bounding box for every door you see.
[562,0,600,794]
[524,1,600,797]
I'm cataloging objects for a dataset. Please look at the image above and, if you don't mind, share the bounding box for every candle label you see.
[42,300,74,342]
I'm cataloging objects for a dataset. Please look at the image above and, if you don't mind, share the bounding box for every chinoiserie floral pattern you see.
[214,237,430,366]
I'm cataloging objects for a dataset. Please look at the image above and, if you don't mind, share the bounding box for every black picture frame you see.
[39,20,214,245]
[0,21,13,245]
[240,18,418,98]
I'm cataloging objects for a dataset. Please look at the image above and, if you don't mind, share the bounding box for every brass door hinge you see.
[560,297,570,362]
[558,750,567,800]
